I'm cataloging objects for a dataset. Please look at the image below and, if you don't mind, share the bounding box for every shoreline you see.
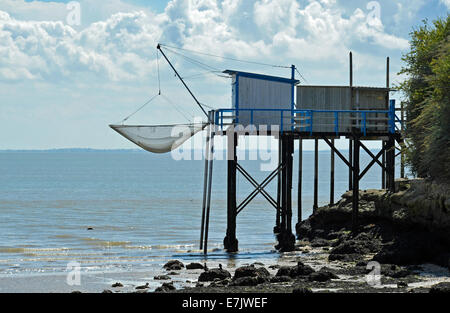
[1,179,449,293]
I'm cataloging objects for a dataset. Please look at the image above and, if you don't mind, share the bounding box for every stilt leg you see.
[352,136,360,233]
[224,131,238,252]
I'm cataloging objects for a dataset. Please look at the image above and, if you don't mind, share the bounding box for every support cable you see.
[159,43,291,69]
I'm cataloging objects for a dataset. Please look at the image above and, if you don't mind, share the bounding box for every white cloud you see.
[0,0,410,83]
[0,9,162,82]
[440,0,450,9]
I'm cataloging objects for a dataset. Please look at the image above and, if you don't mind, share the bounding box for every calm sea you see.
[0,150,403,277]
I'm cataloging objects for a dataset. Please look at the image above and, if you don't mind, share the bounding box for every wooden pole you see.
[203,131,215,254]
[281,136,287,230]
[349,51,354,191]
[387,136,395,192]
[330,138,335,205]
[287,137,293,234]
[313,138,318,212]
[352,135,360,232]
[275,138,282,233]
[349,140,353,190]
[400,102,405,178]
[199,123,211,250]
[382,141,386,189]
[297,138,302,223]
[224,130,238,252]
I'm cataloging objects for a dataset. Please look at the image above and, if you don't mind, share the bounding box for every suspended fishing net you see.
[110,123,207,154]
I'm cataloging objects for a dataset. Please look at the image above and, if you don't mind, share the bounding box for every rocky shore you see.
[103,179,450,294]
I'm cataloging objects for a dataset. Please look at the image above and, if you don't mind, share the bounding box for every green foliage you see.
[398,15,450,182]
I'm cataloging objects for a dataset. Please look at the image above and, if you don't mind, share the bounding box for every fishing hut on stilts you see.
[110,45,406,255]
[199,52,405,254]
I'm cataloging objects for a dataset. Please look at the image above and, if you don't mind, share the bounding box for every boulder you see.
[270,276,292,283]
[310,238,330,247]
[198,268,231,282]
[308,269,339,282]
[381,264,411,278]
[233,265,270,280]
[230,276,265,286]
[186,262,204,270]
[429,282,450,294]
[276,262,315,278]
[292,287,313,294]
[154,275,171,280]
[164,260,184,271]
[155,282,176,292]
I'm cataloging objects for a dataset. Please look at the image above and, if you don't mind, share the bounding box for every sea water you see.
[0,150,404,279]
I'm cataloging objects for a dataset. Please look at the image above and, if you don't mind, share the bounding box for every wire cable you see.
[159,43,291,69]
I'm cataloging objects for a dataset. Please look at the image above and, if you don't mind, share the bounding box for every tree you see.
[398,15,450,182]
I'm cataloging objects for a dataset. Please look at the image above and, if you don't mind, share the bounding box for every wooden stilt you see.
[274,138,282,233]
[287,137,293,234]
[349,139,353,190]
[281,136,287,231]
[203,130,215,254]
[387,136,395,192]
[199,124,211,250]
[352,135,360,233]
[382,140,386,189]
[330,138,335,205]
[400,102,405,178]
[224,130,238,252]
[313,138,318,212]
[297,138,302,223]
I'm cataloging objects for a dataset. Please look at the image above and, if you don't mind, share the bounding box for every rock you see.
[233,265,270,280]
[308,268,339,282]
[330,232,381,256]
[275,262,315,278]
[397,281,408,288]
[270,276,292,283]
[252,262,265,266]
[111,282,123,288]
[186,262,204,270]
[381,264,411,278]
[310,238,330,247]
[164,260,184,271]
[102,289,113,293]
[155,282,176,292]
[198,268,231,282]
[429,282,450,294]
[296,220,313,239]
[292,287,313,294]
[328,253,363,263]
[168,271,180,275]
[154,275,171,280]
[269,265,280,270]
[230,276,266,286]
[71,291,82,293]
[210,278,231,287]
[135,283,149,290]
[372,231,442,265]
[195,282,204,287]
[87,227,93,230]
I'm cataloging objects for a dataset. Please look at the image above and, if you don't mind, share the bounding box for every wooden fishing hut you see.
[199,52,404,254]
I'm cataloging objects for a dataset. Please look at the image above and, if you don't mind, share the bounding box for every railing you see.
[214,101,396,135]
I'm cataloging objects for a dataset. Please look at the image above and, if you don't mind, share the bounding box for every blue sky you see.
[0,0,448,150]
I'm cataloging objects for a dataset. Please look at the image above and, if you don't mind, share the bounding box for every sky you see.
[0,0,448,151]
